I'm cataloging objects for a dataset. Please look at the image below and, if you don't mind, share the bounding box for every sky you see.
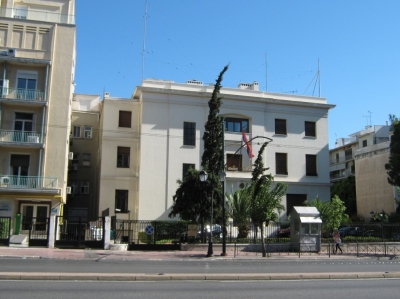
[75,0,400,149]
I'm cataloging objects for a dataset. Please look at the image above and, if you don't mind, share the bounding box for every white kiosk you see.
[290,206,322,252]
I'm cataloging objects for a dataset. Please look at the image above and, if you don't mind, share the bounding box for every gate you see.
[0,217,11,246]
[55,216,104,249]
[23,217,49,247]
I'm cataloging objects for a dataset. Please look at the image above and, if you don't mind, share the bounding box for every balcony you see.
[1,87,45,102]
[0,175,58,190]
[0,7,75,25]
[0,130,41,145]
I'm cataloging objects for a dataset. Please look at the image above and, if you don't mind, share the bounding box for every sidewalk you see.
[1,246,399,281]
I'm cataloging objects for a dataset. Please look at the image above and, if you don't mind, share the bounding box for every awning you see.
[300,216,322,223]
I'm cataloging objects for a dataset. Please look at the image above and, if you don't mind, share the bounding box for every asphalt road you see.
[1,279,399,299]
[1,258,400,274]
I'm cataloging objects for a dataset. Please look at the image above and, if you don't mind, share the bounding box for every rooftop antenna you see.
[368,110,372,126]
[318,59,321,97]
[362,114,368,126]
[265,52,268,92]
[141,0,148,83]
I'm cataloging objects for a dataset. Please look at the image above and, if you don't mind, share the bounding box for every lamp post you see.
[199,170,214,257]
[219,170,227,256]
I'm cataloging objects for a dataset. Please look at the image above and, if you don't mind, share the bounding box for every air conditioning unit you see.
[66,186,72,194]
[27,136,39,143]
[7,48,16,57]
[68,152,74,160]
[1,176,10,185]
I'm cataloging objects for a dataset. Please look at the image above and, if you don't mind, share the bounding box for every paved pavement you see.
[1,246,400,281]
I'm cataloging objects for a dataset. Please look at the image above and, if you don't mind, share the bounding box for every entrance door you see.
[21,204,49,233]
[17,73,37,100]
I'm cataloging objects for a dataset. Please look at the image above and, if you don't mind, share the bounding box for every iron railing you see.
[112,219,187,245]
[57,217,104,242]
[0,217,11,246]
[1,88,45,101]
[0,175,58,189]
[0,7,75,25]
[0,130,41,143]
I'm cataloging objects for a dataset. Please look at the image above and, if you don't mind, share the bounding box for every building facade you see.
[329,124,398,220]
[66,93,100,221]
[128,79,335,221]
[0,0,76,242]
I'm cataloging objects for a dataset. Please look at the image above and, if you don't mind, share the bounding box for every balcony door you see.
[16,72,37,100]
[10,154,30,186]
[14,112,34,142]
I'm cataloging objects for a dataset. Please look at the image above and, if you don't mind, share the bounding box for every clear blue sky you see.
[75,0,400,149]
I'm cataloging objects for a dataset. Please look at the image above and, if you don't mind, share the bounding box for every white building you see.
[126,79,335,220]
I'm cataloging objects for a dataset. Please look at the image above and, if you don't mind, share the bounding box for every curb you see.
[0,272,399,281]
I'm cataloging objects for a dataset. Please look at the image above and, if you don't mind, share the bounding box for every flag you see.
[242,131,254,158]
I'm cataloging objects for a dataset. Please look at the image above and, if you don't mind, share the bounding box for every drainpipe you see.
[0,62,7,129]
[38,64,50,177]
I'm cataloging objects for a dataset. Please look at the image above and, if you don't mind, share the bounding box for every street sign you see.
[145,225,154,235]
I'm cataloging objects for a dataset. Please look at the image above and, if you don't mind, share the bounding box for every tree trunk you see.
[261,223,266,257]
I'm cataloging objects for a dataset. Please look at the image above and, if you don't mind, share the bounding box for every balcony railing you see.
[226,166,252,172]
[0,175,58,189]
[2,88,45,102]
[0,7,75,25]
[0,130,41,143]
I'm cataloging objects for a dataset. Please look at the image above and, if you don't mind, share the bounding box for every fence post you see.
[299,241,301,258]
[234,242,236,258]
[77,217,82,248]
[154,221,157,245]
[104,216,110,250]
[328,241,330,258]
[48,214,56,248]
[357,240,359,257]
[381,222,384,242]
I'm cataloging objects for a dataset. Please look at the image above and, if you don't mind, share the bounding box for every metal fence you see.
[111,219,187,245]
[336,222,400,242]
[234,241,400,258]
[0,217,11,246]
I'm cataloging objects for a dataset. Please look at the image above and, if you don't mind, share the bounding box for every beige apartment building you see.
[97,93,141,221]
[0,0,76,244]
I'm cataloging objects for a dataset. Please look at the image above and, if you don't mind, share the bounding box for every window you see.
[275,153,288,175]
[345,149,352,160]
[335,153,339,163]
[80,181,89,194]
[84,126,92,139]
[305,121,316,137]
[14,112,33,141]
[182,163,195,178]
[115,190,128,213]
[10,154,29,177]
[362,140,367,147]
[275,119,287,135]
[117,147,130,168]
[227,154,242,171]
[225,118,249,133]
[306,154,317,176]
[71,180,79,194]
[82,153,91,166]
[16,71,37,100]
[73,126,81,138]
[118,111,132,128]
[183,122,196,146]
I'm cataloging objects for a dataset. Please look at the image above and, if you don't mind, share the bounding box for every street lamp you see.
[219,170,227,256]
[199,170,214,257]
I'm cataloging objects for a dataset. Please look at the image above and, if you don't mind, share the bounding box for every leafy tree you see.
[330,176,357,218]
[169,66,228,241]
[247,142,287,257]
[305,195,349,232]
[385,121,400,187]
[226,188,251,239]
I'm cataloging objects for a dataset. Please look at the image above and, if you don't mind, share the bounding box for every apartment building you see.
[127,79,335,221]
[97,93,141,221]
[66,93,100,221]
[0,0,76,243]
[329,125,397,220]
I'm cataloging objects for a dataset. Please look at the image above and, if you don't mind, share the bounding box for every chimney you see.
[238,81,259,91]
[103,92,110,99]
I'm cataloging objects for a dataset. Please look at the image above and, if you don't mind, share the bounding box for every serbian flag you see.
[242,131,254,158]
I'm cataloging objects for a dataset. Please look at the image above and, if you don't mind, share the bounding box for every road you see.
[1,257,400,274]
[1,279,399,299]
